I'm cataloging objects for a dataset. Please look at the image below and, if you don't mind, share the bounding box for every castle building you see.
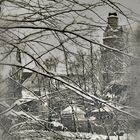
[100,12,125,90]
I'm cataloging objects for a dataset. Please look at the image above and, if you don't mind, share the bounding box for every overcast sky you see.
[120,0,140,13]
[96,0,140,25]
[7,0,140,71]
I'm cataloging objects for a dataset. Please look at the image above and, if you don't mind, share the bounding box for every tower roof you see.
[107,12,118,29]
[108,12,117,17]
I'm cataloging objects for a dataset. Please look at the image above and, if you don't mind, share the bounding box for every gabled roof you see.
[22,69,47,89]
[62,105,85,114]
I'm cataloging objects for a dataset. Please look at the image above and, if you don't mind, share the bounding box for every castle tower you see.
[100,12,125,90]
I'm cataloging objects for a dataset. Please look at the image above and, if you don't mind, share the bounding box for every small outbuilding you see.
[61,105,88,132]
[62,105,86,121]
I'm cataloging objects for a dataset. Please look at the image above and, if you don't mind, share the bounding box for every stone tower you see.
[100,12,125,90]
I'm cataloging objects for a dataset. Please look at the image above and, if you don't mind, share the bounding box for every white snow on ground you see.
[12,130,136,140]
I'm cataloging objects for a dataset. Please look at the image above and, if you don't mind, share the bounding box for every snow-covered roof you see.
[15,98,36,105]
[50,121,64,128]
[21,89,49,100]
[22,90,38,100]
[89,116,96,121]
[62,105,85,114]
[4,108,33,119]
[103,35,121,39]
[92,106,113,113]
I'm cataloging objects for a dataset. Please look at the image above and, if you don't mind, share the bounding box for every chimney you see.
[107,12,118,29]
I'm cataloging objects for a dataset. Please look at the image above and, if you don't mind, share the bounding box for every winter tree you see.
[0,0,140,140]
